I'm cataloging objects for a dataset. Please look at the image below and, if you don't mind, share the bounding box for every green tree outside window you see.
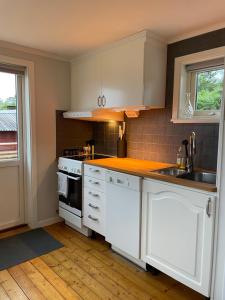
[196,68,224,110]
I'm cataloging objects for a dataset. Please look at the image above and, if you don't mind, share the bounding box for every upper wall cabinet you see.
[71,31,167,112]
[71,54,101,111]
[172,47,225,123]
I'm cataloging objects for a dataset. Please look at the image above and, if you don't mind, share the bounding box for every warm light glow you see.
[108,120,116,126]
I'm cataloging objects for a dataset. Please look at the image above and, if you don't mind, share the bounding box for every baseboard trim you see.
[36,216,62,228]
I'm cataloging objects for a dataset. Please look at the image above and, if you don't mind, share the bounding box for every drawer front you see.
[84,175,105,192]
[84,165,106,180]
[83,197,105,219]
[83,206,105,235]
[59,207,82,228]
[84,188,105,206]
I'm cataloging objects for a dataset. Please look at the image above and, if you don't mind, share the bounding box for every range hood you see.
[63,108,124,122]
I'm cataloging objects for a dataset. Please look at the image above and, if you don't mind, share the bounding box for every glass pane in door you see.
[0,72,18,160]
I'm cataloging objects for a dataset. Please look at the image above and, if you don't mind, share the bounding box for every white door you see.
[0,71,25,230]
[101,38,144,108]
[71,54,101,111]
[141,179,215,297]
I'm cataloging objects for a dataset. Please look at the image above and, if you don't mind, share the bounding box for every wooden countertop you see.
[84,157,217,193]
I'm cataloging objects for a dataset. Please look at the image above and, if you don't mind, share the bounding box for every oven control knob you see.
[77,169,81,174]
[64,166,68,171]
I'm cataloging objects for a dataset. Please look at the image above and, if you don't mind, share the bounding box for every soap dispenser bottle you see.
[176,146,186,169]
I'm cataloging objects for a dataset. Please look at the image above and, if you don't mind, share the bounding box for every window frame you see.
[172,47,225,124]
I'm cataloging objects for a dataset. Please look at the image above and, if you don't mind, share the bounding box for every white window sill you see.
[171,117,220,124]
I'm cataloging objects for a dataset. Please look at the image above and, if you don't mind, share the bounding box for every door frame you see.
[0,54,37,228]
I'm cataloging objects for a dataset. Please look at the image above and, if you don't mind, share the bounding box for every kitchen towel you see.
[57,171,68,197]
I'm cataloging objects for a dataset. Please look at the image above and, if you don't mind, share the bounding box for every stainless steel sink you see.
[152,167,186,177]
[177,171,216,185]
[152,167,216,185]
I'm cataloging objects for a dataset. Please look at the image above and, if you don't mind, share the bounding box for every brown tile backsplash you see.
[93,122,121,156]
[92,109,218,170]
[126,108,218,170]
[56,110,93,157]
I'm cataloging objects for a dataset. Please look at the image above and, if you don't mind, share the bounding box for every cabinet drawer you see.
[84,188,105,204]
[83,206,105,235]
[59,207,82,228]
[84,176,105,192]
[83,197,105,218]
[84,165,106,180]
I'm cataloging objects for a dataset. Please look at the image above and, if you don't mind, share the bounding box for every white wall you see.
[0,42,70,224]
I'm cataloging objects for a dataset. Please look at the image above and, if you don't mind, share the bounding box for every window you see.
[0,72,18,160]
[195,68,224,111]
[186,58,224,117]
[172,47,225,123]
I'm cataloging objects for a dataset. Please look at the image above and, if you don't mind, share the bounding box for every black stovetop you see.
[63,154,112,161]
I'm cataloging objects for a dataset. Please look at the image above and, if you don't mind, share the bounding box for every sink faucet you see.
[186,132,196,173]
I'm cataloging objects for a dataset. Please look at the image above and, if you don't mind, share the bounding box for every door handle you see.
[206,198,212,217]
[67,175,81,181]
[88,215,98,221]
[88,203,99,209]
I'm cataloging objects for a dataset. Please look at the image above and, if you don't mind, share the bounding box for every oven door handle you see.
[67,175,81,181]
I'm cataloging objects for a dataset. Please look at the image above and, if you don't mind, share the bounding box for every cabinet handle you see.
[206,198,212,217]
[89,191,99,197]
[90,168,100,173]
[88,214,98,221]
[89,179,99,185]
[97,96,102,107]
[101,95,106,107]
[88,203,99,209]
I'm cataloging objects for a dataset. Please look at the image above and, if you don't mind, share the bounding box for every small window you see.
[186,58,224,117]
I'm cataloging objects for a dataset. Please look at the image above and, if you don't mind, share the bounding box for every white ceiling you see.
[0,0,225,58]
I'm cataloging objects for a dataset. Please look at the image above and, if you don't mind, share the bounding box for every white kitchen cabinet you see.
[70,31,166,112]
[100,36,144,108]
[141,178,215,297]
[83,166,106,236]
[71,54,101,111]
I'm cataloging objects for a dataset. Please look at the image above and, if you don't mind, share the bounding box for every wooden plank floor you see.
[0,222,205,300]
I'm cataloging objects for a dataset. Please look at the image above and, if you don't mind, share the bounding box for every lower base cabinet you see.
[141,178,216,297]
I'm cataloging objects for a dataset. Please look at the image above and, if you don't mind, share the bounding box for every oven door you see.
[67,174,82,216]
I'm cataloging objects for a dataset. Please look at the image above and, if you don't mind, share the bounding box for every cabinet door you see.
[71,55,101,111]
[101,38,144,108]
[141,179,215,297]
